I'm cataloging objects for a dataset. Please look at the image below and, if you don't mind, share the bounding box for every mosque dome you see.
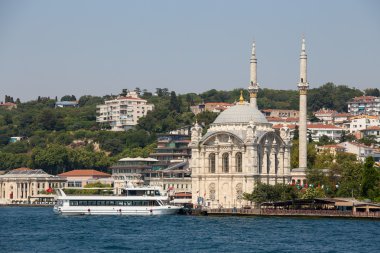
[213,104,268,124]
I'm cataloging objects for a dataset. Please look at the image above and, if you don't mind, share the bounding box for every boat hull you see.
[54,205,181,216]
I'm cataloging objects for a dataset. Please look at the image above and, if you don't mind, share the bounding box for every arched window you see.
[235,152,242,172]
[222,153,229,173]
[209,153,216,173]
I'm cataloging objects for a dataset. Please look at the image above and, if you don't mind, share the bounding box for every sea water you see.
[0,207,379,252]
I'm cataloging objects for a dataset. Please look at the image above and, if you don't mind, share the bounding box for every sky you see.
[0,0,379,101]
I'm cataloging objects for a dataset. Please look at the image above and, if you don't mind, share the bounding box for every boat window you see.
[125,201,132,206]
[155,190,160,196]
[69,201,79,206]
[97,201,106,206]
[116,201,124,206]
[133,201,142,206]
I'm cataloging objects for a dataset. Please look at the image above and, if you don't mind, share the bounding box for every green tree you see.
[291,140,317,169]
[318,135,334,145]
[339,131,347,143]
[361,156,379,199]
[336,161,362,198]
[61,95,77,101]
[293,126,299,140]
[31,145,69,174]
[243,183,298,204]
[169,91,181,113]
[364,88,380,97]
[299,187,326,199]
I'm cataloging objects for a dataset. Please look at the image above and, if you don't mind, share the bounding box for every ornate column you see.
[215,149,220,174]
[269,142,277,185]
[278,147,285,176]
[284,146,291,177]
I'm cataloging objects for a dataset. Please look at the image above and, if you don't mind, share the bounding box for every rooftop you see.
[0,168,61,178]
[213,104,268,124]
[58,169,111,177]
[348,96,378,103]
[314,108,337,115]
[118,157,159,162]
[205,102,233,106]
[0,102,17,106]
[361,126,380,131]
[307,123,342,129]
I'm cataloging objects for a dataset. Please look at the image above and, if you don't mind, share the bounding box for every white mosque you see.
[190,39,308,208]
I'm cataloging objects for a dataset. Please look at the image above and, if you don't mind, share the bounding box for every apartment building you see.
[96,91,153,131]
[348,115,380,133]
[347,96,380,116]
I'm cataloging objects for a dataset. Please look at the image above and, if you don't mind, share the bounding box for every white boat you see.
[53,186,181,215]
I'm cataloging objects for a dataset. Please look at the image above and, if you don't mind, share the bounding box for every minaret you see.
[248,42,259,109]
[298,37,309,169]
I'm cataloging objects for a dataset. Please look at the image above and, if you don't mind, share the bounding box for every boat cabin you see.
[122,188,161,197]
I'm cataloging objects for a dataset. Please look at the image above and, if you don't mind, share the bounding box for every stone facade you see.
[0,168,66,204]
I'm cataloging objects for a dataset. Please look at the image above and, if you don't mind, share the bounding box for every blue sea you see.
[0,207,379,253]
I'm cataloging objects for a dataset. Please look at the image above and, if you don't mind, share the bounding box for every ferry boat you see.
[53,186,181,215]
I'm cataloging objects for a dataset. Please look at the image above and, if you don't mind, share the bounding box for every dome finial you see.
[239,90,244,104]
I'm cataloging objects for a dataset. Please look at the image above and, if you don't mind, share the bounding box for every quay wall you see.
[198,208,380,219]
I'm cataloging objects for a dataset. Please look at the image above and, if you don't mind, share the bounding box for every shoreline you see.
[2,205,380,220]
[0,204,54,207]
[191,208,380,220]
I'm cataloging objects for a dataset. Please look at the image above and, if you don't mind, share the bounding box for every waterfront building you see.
[0,168,66,204]
[148,133,192,199]
[149,133,191,163]
[190,102,233,115]
[110,157,158,193]
[96,91,154,131]
[190,42,292,208]
[348,96,380,116]
[58,169,112,188]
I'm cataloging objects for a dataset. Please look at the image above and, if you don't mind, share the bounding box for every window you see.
[235,152,242,172]
[209,153,216,173]
[222,153,229,173]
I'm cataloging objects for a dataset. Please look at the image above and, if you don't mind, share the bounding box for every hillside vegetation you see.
[0,83,366,173]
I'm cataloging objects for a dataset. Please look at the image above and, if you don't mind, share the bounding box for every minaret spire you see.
[248,41,259,109]
[298,36,309,170]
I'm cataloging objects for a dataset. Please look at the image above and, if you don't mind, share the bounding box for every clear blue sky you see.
[0,0,379,101]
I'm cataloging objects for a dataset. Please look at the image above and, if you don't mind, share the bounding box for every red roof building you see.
[58,170,112,188]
